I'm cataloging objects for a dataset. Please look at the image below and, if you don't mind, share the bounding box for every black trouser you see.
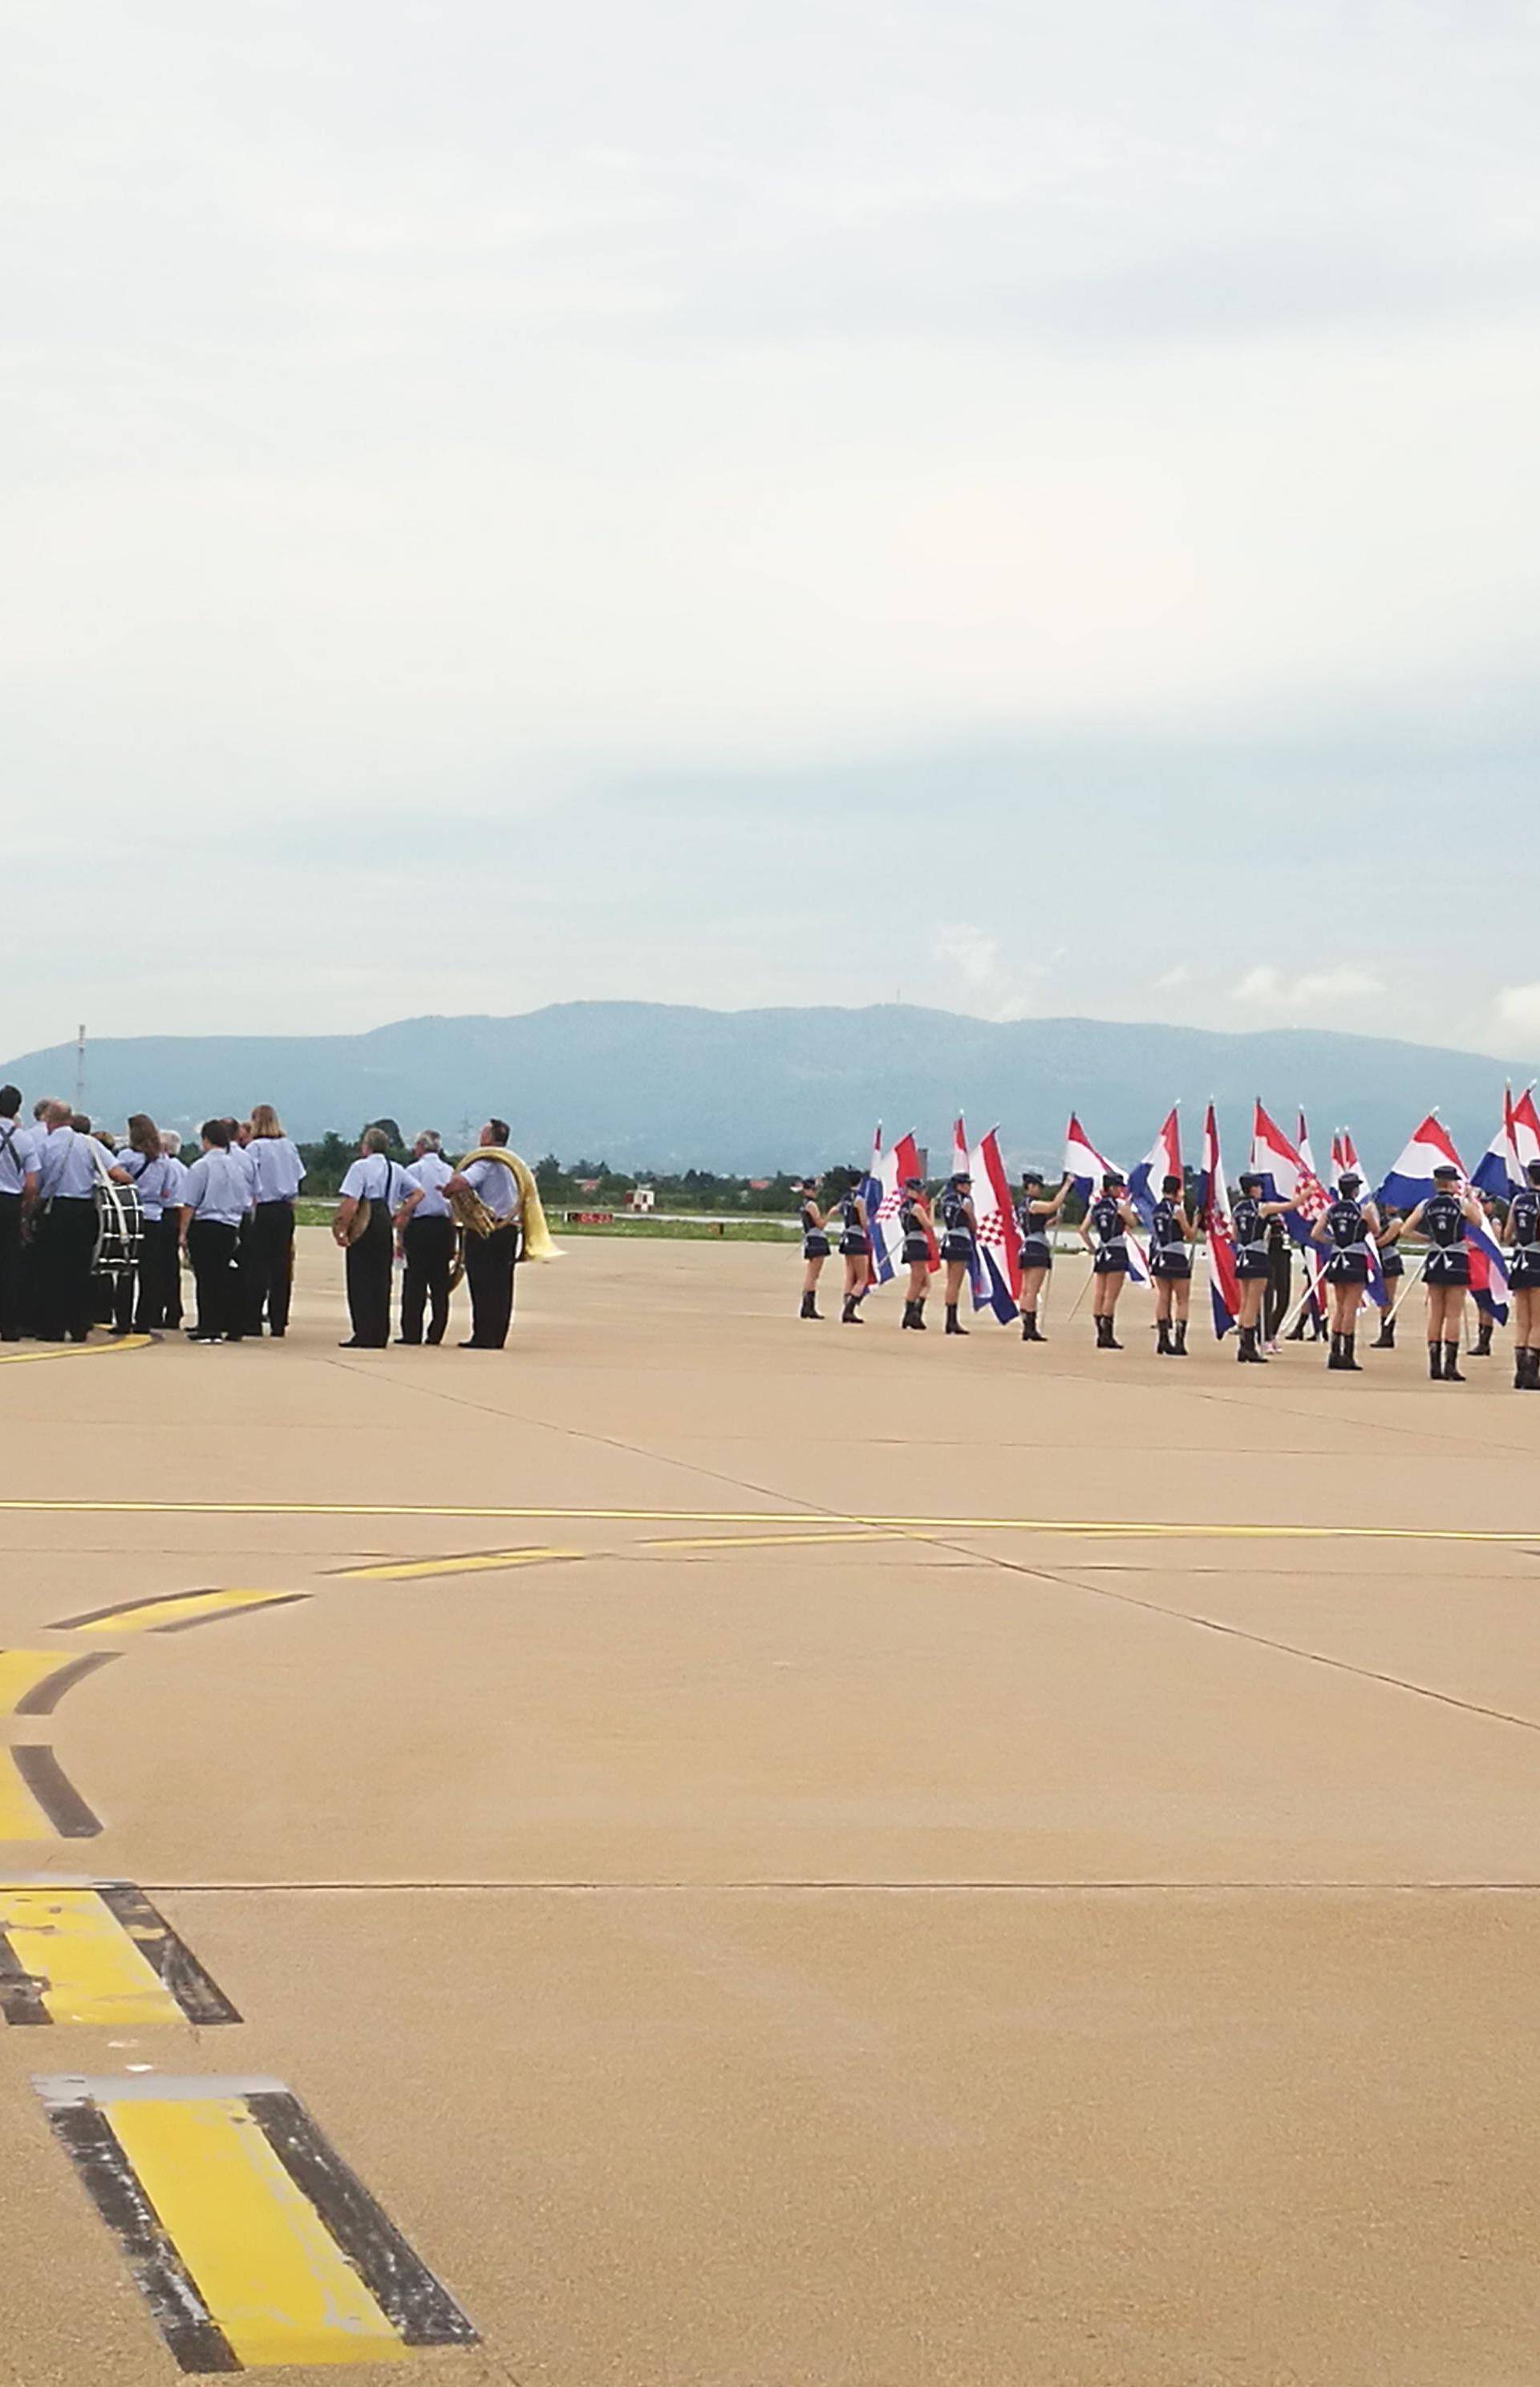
[128,1215,174,1331]
[244,1201,295,1335]
[344,1210,393,1347]
[0,1193,22,1339]
[33,1197,99,1341]
[464,1221,518,1348]
[160,1215,184,1327]
[188,1218,241,1338]
[401,1214,455,1344]
[1264,1244,1292,1339]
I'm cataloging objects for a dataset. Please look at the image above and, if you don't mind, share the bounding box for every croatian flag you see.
[967,1125,1021,1323]
[1297,1111,1318,1182]
[1198,1101,1239,1338]
[1331,1126,1365,1189]
[1251,1101,1329,1242]
[1377,1113,1510,1321]
[1061,1112,1150,1284]
[1514,1088,1540,1176]
[1128,1106,1181,1229]
[867,1130,930,1285]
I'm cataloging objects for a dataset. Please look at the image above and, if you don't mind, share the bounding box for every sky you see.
[5,0,1539,1064]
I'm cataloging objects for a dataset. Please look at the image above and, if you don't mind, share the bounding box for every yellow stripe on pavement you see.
[68,1587,303,1637]
[0,1336,151,1364]
[0,1753,49,1840]
[334,1546,584,1582]
[0,1497,1536,1545]
[645,1529,917,1552]
[104,2092,406,2367]
[0,1888,178,2025]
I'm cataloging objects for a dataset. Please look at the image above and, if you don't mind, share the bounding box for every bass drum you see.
[93,1177,144,1283]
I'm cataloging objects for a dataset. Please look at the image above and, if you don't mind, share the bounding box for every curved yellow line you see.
[0,1336,152,1366]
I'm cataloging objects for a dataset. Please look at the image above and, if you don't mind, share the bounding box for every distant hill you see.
[2,1003,1530,1177]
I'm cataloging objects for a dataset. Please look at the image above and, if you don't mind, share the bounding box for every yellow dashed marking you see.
[0,1887,179,2025]
[334,1546,585,1582]
[67,1587,304,1637]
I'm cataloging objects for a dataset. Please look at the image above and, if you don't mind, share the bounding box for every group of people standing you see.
[794,1158,1540,1389]
[0,1088,527,1354]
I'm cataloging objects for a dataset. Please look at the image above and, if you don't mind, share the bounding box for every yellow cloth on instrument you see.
[456,1148,562,1260]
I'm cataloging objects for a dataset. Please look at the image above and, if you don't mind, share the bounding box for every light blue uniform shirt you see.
[0,1120,38,1197]
[160,1155,188,1206]
[339,1153,408,1208]
[38,1125,107,1200]
[461,1156,517,1221]
[181,1149,251,1226]
[405,1153,454,1218]
[116,1148,176,1221]
[248,1136,305,1202]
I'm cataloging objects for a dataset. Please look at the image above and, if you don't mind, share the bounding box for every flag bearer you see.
[1311,1171,1382,1372]
[833,1181,871,1325]
[1501,1160,1540,1388]
[1015,1169,1068,1343]
[796,1178,831,1319]
[1397,1163,1482,1380]
[1080,1170,1140,1350]
[936,1172,978,1336]
[1230,1173,1293,1364]
[898,1177,934,1330]
[1149,1173,1196,1355]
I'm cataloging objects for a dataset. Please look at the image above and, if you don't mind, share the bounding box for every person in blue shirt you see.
[179,1118,253,1343]
[241,1104,306,1338]
[32,1100,129,1342]
[334,1126,410,1349]
[0,1085,40,1341]
[394,1131,457,1346]
[442,1120,521,1348]
[111,1112,177,1334]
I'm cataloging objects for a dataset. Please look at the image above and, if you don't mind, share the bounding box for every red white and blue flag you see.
[1062,1112,1151,1285]
[1297,1111,1318,1181]
[1472,1084,1539,1198]
[1128,1106,1181,1229]
[1198,1101,1239,1338]
[966,1124,1021,1323]
[1515,1088,1540,1177]
[1330,1125,1364,1188]
[1378,1113,1510,1322]
[1251,1101,1331,1244]
[866,1129,932,1286]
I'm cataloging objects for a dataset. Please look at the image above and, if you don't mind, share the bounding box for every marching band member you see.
[1015,1169,1068,1343]
[333,1126,409,1350]
[1149,1173,1196,1355]
[111,1113,177,1332]
[1310,1170,1382,1372]
[444,1120,521,1349]
[1370,1208,1404,1348]
[796,1177,831,1319]
[1397,1163,1481,1380]
[1470,1193,1503,1357]
[159,1132,187,1330]
[179,1119,251,1343]
[0,1086,39,1342]
[936,1172,977,1337]
[833,1178,871,1326]
[1501,1160,1540,1389]
[242,1104,306,1337]
[1230,1173,1292,1364]
[33,1100,128,1343]
[1081,1170,1139,1350]
[394,1130,456,1346]
[898,1177,934,1330]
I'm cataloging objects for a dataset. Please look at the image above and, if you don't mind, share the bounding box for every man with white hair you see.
[394,1129,456,1346]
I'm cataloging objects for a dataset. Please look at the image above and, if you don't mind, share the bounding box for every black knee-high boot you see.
[1020,1311,1034,1341]
[1443,1339,1464,1380]
[1523,1348,1540,1390]
[1156,1319,1172,1356]
[841,1294,861,1325]
[900,1299,914,1328]
[1474,1319,1493,1356]
[945,1303,967,1335]
[1372,1315,1395,1348]
[912,1298,926,1331]
[1514,1344,1530,1388]
[1343,1330,1361,1372]
[1428,1341,1444,1379]
[1238,1325,1266,1363]
[800,1290,818,1319]
[1172,1319,1187,1354]
[1096,1313,1122,1350]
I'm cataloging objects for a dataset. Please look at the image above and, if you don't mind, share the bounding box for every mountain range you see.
[2,1004,1530,1177]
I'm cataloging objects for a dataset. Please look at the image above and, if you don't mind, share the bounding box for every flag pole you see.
[1387,1250,1428,1326]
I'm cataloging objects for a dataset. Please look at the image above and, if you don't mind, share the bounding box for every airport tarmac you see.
[1,1229,1538,2384]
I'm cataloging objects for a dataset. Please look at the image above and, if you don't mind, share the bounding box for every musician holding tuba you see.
[444,1118,521,1349]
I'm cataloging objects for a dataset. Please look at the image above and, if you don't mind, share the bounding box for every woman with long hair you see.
[796,1177,831,1319]
[1015,1169,1068,1343]
[898,1177,935,1330]
[1501,1160,1540,1389]
[241,1103,306,1336]
[111,1112,173,1333]
[1396,1163,1481,1381]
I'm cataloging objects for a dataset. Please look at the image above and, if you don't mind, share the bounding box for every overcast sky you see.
[6,0,1539,1063]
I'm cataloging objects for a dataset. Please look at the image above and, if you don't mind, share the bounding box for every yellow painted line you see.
[334,1546,585,1582]
[67,1587,302,1637]
[0,1336,151,1365]
[0,1497,1537,1545]
[105,2092,406,2367]
[0,1652,72,1716]
[645,1529,918,1552]
[0,1887,178,2025]
[0,1753,50,1840]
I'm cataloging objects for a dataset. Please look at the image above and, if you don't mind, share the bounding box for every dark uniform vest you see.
[1323,1196,1367,1253]
[1424,1190,1465,1250]
[1089,1194,1125,1246]
[1232,1196,1266,1260]
[1510,1188,1540,1251]
[1150,1197,1185,1258]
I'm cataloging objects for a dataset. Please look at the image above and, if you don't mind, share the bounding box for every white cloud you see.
[1152,964,1192,992]
[931,925,1041,1022]
[1231,965,1386,1011]
[1496,984,1540,1044]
